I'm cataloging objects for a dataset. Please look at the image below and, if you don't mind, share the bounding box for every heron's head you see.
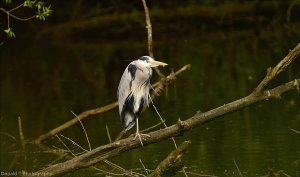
[137,56,168,68]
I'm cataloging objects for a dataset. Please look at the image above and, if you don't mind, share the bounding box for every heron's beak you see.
[148,60,168,67]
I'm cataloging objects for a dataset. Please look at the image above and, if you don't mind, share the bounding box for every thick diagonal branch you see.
[35,43,300,177]
[36,78,300,177]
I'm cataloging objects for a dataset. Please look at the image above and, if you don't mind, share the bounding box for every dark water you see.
[1,1,300,176]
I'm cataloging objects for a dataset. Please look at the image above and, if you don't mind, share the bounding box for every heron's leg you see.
[133,118,150,146]
[134,118,143,146]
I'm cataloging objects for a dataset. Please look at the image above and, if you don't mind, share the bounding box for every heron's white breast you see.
[133,86,149,112]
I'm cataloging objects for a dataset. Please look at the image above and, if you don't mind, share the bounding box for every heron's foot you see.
[133,132,150,146]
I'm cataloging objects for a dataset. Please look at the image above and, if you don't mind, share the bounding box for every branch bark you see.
[148,141,191,177]
[255,43,300,92]
[34,43,300,177]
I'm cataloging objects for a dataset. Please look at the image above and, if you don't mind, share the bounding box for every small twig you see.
[8,2,24,12]
[8,118,26,171]
[50,146,69,154]
[60,134,88,153]
[182,166,189,177]
[174,64,191,76]
[70,110,91,151]
[18,116,27,170]
[106,125,112,143]
[114,130,126,142]
[0,131,17,150]
[102,160,126,174]
[55,135,76,157]
[289,127,300,134]
[0,8,35,21]
[141,0,153,57]
[47,155,68,166]
[286,0,299,23]
[18,117,25,149]
[254,43,300,93]
[294,79,299,92]
[56,135,88,156]
[141,0,164,78]
[139,159,149,175]
[140,119,166,133]
[149,95,178,148]
[233,159,243,177]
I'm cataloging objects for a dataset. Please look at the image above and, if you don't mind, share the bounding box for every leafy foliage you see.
[36,5,52,20]
[23,0,36,8]
[2,0,52,39]
[4,28,16,38]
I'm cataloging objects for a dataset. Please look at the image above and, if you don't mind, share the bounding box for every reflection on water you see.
[1,1,300,176]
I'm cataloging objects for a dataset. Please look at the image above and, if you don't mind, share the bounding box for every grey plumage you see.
[117,56,167,132]
[118,58,152,130]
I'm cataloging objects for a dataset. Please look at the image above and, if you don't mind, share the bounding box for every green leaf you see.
[36,1,45,11]
[4,28,16,38]
[35,13,45,20]
[35,4,52,20]
[43,5,52,17]
[24,0,36,8]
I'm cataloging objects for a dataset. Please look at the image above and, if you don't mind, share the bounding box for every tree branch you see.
[148,141,191,177]
[254,43,300,92]
[141,0,153,58]
[35,43,300,177]
[0,7,35,22]
[141,0,165,78]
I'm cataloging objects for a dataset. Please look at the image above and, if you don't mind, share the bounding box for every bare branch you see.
[0,8,35,21]
[34,42,300,176]
[139,159,149,175]
[70,110,91,151]
[141,0,165,78]
[36,78,300,177]
[141,0,153,58]
[233,159,243,177]
[149,141,191,177]
[254,43,300,93]
[18,117,25,150]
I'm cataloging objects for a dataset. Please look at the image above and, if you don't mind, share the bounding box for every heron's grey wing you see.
[117,62,137,130]
[117,63,134,114]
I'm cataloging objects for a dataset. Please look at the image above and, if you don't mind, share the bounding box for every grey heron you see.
[117,56,167,146]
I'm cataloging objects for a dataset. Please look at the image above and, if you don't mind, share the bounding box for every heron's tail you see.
[122,111,136,131]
